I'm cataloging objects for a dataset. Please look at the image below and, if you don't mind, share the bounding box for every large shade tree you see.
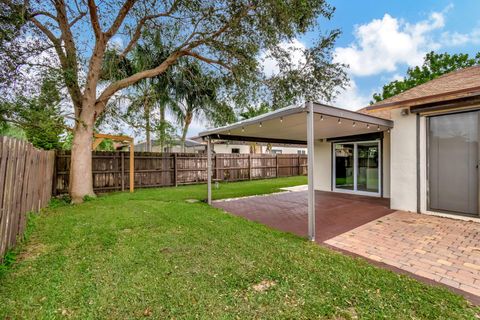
[1,0,348,203]
[0,73,65,150]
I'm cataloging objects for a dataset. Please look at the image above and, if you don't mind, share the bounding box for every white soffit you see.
[200,102,393,142]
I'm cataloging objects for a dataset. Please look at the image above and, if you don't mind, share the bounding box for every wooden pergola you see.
[92,133,135,193]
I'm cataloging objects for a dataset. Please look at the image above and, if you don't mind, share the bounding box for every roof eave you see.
[199,104,306,138]
[367,86,480,111]
[199,102,393,140]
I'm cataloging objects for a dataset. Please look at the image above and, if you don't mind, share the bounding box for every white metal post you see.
[207,137,212,205]
[307,101,316,241]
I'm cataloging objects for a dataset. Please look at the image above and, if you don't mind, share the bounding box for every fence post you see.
[173,153,178,187]
[52,150,57,196]
[113,152,117,191]
[298,155,301,175]
[276,154,279,178]
[248,154,251,180]
[129,143,134,193]
[121,152,125,191]
[215,154,219,180]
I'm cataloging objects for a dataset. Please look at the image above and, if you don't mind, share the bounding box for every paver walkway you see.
[326,211,480,298]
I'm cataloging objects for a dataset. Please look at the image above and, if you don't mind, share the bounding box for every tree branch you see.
[30,17,61,47]
[87,0,102,39]
[54,0,84,113]
[29,11,58,22]
[69,11,87,27]
[119,0,180,58]
[104,0,137,39]
[179,4,254,52]
[181,51,231,70]
[95,51,185,113]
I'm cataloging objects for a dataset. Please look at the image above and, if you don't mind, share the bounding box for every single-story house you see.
[135,137,307,154]
[134,138,206,153]
[189,136,307,154]
[199,65,480,241]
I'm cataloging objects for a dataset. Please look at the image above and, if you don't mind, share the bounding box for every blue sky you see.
[187,1,480,137]
[309,0,480,110]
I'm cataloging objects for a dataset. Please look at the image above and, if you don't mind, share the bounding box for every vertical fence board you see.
[53,151,307,194]
[0,137,55,262]
[0,137,12,258]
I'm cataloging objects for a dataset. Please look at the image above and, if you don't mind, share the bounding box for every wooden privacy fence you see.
[0,136,55,261]
[54,151,308,194]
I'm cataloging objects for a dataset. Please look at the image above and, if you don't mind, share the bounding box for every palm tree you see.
[170,59,234,150]
[102,33,235,152]
[101,31,174,152]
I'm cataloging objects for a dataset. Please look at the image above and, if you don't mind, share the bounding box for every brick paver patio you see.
[326,211,480,298]
[214,190,480,301]
[214,190,393,243]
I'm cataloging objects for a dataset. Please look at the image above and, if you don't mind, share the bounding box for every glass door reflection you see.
[357,142,379,193]
[335,144,354,190]
[333,141,380,195]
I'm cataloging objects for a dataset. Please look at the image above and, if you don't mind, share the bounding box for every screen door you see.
[428,111,479,216]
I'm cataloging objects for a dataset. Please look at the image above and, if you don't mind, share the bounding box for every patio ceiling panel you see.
[199,102,394,143]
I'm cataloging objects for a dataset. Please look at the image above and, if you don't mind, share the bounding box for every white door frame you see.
[332,140,382,197]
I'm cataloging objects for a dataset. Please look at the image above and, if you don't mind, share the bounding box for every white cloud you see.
[440,27,480,46]
[332,79,371,111]
[388,73,404,82]
[108,36,124,51]
[260,39,307,77]
[333,10,447,76]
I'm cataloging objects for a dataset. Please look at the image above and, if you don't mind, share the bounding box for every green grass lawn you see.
[1,176,478,319]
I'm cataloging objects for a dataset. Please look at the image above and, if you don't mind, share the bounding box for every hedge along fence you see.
[0,136,55,261]
[54,151,308,194]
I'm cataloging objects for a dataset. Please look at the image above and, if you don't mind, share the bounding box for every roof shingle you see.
[368,65,480,110]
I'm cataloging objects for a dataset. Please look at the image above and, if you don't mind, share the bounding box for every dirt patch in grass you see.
[16,242,49,262]
[252,280,277,292]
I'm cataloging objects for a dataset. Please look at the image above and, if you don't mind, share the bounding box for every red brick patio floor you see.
[213,190,480,303]
[214,190,393,243]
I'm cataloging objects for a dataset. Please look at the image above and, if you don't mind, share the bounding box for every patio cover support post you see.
[307,101,316,241]
[207,137,212,205]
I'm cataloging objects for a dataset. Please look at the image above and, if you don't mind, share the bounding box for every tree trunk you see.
[181,111,192,152]
[69,39,105,203]
[69,112,95,203]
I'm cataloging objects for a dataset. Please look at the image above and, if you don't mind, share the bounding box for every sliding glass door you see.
[334,141,381,196]
[334,144,354,190]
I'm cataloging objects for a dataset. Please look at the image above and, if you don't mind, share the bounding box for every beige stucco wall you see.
[390,109,417,211]
[382,131,391,198]
[314,139,332,191]
[419,116,428,214]
[313,135,391,198]
[213,144,306,154]
[213,144,250,154]
[269,146,307,154]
